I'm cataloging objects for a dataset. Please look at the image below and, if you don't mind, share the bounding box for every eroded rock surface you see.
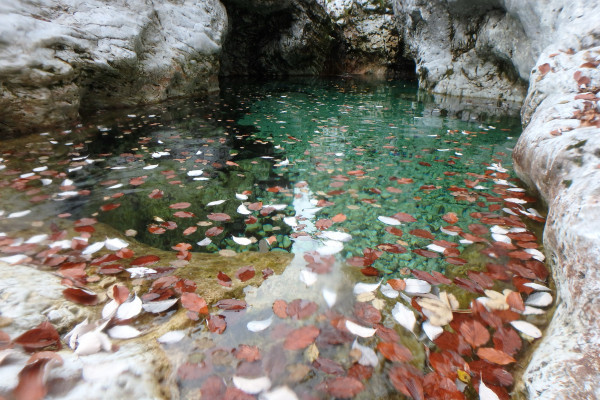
[0,0,227,137]
[513,43,600,399]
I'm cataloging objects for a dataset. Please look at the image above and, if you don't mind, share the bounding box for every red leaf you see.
[112,285,130,304]
[217,271,232,287]
[215,299,246,311]
[63,288,98,306]
[99,264,124,275]
[207,213,231,222]
[315,219,333,230]
[476,347,516,365]
[442,212,459,224]
[273,299,288,318]
[14,322,61,352]
[129,176,146,186]
[377,243,407,254]
[207,315,227,334]
[377,341,413,362]
[313,357,345,375]
[100,203,120,212]
[387,278,406,291]
[286,299,318,320]
[206,226,224,237]
[13,358,52,400]
[506,291,525,311]
[235,265,255,282]
[130,255,160,267]
[392,212,417,222]
[148,225,166,235]
[412,249,440,258]
[183,226,197,236]
[470,360,514,387]
[384,226,404,236]
[354,302,381,325]
[169,202,191,209]
[410,229,435,240]
[332,213,347,223]
[389,364,424,400]
[459,320,490,348]
[538,63,551,76]
[74,218,97,227]
[148,189,164,199]
[181,293,208,314]
[178,362,210,380]
[116,248,134,259]
[492,326,522,357]
[200,375,226,398]
[322,376,364,398]
[247,202,263,211]
[173,211,195,218]
[283,325,320,350]
[235,345,261,362]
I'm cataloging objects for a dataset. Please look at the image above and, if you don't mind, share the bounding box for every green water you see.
[0,77,549,400]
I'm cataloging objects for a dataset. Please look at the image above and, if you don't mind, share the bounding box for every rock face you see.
[319,0,415,78]
[0,0,227,137]
[219,0,342,76]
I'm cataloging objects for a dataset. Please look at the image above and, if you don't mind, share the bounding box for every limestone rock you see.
[0,0,227,137]
[0,262,93,336]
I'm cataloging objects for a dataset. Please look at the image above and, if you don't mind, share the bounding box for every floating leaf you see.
[283,325,320,350]
[510,320,542,339]
[14,322,61,352]
[525,292,552,307]
[157,330,186,344]
[63,288,98,306]
[169,202,191,209]
[130,255,160,267]
[232,236,252,246]
[345,320,376,337]
[116,295,142,320]
[208,213,231,222]
[377,341,413,362]
[107,325,141,339]
[143,298,179,314]
[479,379,501,400]
[392,303,416,333]
[476,347,516,365]
[378,216,402,225]
[247,316,273,332]
[321,376,364,398]
[460,320,490,348]
[181,293,208,314]
[215,299,247,311]
[217,271,232,287]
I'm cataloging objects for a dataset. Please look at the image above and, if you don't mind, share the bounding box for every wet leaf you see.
[181,293,208,314]
[169,202,191,209]
[459,320,490,348]
[389,364,424,400]
[14,322,61,352]
[233,375,272,394]
[217,271,232,287]
[208,213,231,222]
[273,300,288,319]
[130,255,160,267]
[206,226,225,237]
[345,320,376,337]
[236,265,256,282]
[321,376,364,398]
[216,299,247,311]
[377,341,412,362]
[476,347,516,365]
[207,315,227,334]
[235,344,261,362]
[283,325,320,350]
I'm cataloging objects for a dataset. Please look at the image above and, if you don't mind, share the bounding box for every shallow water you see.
[0,77,551,399]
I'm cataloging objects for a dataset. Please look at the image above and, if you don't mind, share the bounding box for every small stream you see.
[0,77,551,399]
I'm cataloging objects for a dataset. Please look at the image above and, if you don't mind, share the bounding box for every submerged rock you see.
[0,0,227,137]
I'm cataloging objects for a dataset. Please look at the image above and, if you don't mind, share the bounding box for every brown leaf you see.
[181,293,208,314]
[322,376,364,398]
[283,325,320,350]
[217,271,232,287]
[215,299,246,311]
[235,345,261,362]
[130,255,160,267]
[476,347,516,365]
[286,299,318,320]
[62,288,98,306]
[235,265,255,282]
[392,212,417,222]
[13,358,53,400]
[377,342,413,362]
[206,226,225,237]
[169,202,191,209]
[14,322,61,352]
[207,213,231,222]
[207,315,227,334]
[492,326,522,357]
[460,320,490,348]
[538,63,551,76]
[273,299,288,319]
[389,364,424,400]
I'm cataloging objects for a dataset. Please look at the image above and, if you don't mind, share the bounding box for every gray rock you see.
[0,262,93,336]
[0,0,227,137]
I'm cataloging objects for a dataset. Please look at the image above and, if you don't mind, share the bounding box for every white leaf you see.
[236,193,248,200]
[75,331,112,355]
[126,267,157,278]
[102,299,119,319]
[0,348,16,365]
[259,386,298,400]
[268,204,287,211]
[142,298,179,313]
[104,237,129,251]
[197,238,212,246]
[490,225,509,234]
[525,248,545,261]
[0,254,29,264]
[510,320,542,339]
[380,283,399,298]
[237,204,252,215]
[322,288,337,307]
[426,244,446,253]
[247,316,273,332]
[143,164,159,170]
[82,241,105,255]
[523,283,551,292]
[233,375,272,394]
[283,217,298,227]
[316,240,344,255]
[404,278,431,294]
[33,166,48,172]
[353,280,381,295]
[321,231,352,242]
[422,320,444,341]
[392,303,416,333]
[232,236,252,245]
[116,296,142,320]
[352,340,379,367]
[345,320,376,337]
[107,325,141,339]
[187,169,203,176]
[299,269,317,286]
[157,330,186,344]
[491,233,511,244]
[478,378,500,400]
[207,200,226,206]
[108,183,123,189]
[440,226,460,236]
[64,318,92,349]
[522,306,546,315]
[7,210,31,219]
[525,292,553,307]
[378,216,401,225]
[25,234,48,244]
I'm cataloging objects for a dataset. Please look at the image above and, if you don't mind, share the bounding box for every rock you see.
[513,44,600,399]
[0,0,227,137]
[0,262,93,336]
[219,0,342,76]
[320,0,414,77]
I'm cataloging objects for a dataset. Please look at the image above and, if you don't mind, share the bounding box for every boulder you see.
[0,0,227,137]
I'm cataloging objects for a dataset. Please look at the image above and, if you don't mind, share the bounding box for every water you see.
[0,77,550,399]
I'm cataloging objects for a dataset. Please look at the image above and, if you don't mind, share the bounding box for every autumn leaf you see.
[14,322,61,352]
[273,299,288,318]
[476,347,516,365]
[321,376,364,398]
[63,288,98,306]
[377,342,413,362]
[235,265,255,282]
[417,292,458,326]
[283,325,320,350]
[181,293,208,314]
[460,320,490,348]
[169,202,191,209]
[207,213,231,222]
